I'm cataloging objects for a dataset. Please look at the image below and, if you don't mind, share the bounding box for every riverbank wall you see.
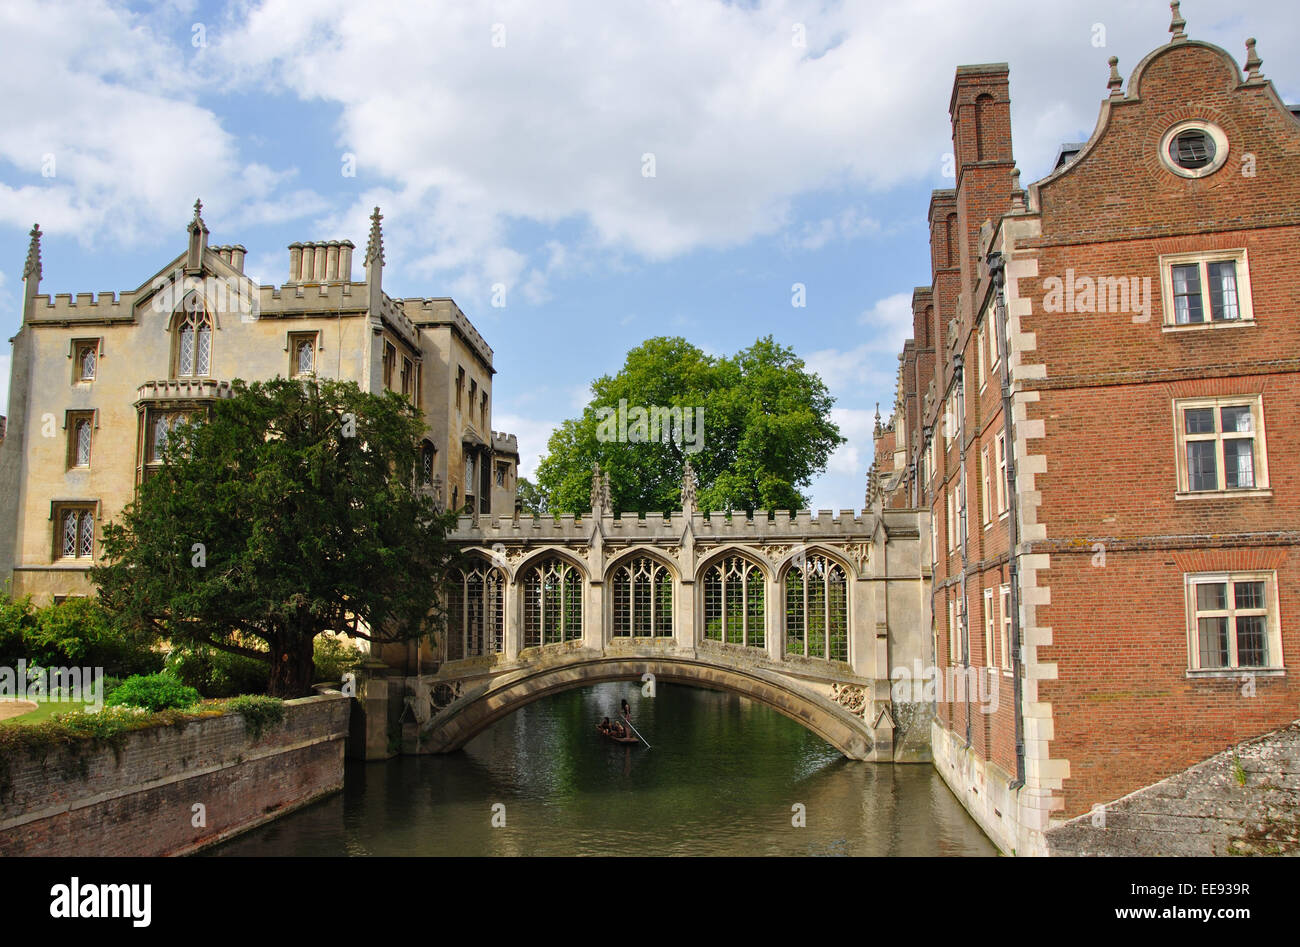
[0,692,349,856]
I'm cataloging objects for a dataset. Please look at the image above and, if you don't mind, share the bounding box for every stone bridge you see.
[362,472,932,763]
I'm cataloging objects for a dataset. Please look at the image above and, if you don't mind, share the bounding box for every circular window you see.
[1159,121,1228,178]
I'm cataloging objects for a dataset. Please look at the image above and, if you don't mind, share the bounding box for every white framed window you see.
[289,332,318,377]
[999,584,1012,671]
[1185,572,1282,672]
[984,587,995,668]
[977,327,986,390]
[946,487,955,553]
[925,437,935,485]
[1158,120,1229,179]
[1174,396,1268,495]
[988,313,1000,371]
[73,339,100,382]
[957,593,967,667]
[1159,249,1252,328]
[948,598,957,664]
[981,445,991,526]
[67,411,94,469]
[995,431,1008,515]
[54,505,95,560]
[929,508,938,569]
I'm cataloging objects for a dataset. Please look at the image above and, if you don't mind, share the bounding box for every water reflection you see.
[210,682,996,856]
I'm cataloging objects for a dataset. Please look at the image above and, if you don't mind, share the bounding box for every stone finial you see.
[602,470,612,515]
[873,403,883,439]
[1169,1,1186,42]
[23,223,41,281]
[189,198,208,234]
[365,206,385,266]
[1010,167,1026,212]
[680,458,698,512]
[1107,56,1123,97]
[590,462,605,514]
[1244,38,1263,82]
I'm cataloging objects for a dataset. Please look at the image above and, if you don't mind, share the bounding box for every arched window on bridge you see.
[446,561,505,661]
[523,558,583,648]
[702,554,765,648]
[784,555,848,662]
[612,556,672,638]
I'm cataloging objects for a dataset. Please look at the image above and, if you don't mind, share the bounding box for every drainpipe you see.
[988,251,1025,789]
[954,350,970,750]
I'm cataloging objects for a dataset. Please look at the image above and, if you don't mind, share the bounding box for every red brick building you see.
[872,10,1300,854]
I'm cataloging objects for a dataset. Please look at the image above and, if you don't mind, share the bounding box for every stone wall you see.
[0,693,349,856]
[1045,719,1300,856]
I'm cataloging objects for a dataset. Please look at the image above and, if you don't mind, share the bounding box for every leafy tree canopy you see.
[92,377,457,697]
[535,336,843,514]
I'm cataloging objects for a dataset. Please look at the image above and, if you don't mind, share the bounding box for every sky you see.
[1,0,1297,510]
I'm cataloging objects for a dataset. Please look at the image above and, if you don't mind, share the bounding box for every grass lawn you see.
[0,699,90,726]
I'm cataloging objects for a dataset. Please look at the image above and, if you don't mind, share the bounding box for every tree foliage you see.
[92,377,457,698]
[535,336,843,514]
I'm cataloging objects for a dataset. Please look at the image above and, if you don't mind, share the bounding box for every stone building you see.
[872,6,1300,854]
[0,203,517,603]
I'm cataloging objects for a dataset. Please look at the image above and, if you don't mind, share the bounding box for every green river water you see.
[210,681,997,856]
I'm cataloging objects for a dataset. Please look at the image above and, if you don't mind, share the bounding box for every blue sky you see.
[2,0,1296,510]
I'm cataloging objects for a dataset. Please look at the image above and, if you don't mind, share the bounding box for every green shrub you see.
[0,594,162,678]
[105,673,201,712]
[166,644,269,698]
[221,695,286,740]
[313,633,363,683]
[0,593,37,666]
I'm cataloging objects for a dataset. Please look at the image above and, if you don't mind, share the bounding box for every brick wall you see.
[0,693,349,856]
[1045,718,1300,856]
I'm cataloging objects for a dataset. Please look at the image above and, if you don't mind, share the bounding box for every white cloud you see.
[0,0,323,245]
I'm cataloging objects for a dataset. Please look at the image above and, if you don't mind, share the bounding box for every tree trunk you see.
[267,634,317,698]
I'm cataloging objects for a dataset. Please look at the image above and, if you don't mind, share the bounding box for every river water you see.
[210,682,997,856]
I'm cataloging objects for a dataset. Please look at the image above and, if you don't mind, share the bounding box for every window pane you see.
[1197,616,1229,668]
[1222,438,1255,489]
[1220,406,1252,433]
[62,511,78,557]
[1236,615,1267,666]
[196,326,211,375]
[179,326,194,375]
[1195,582,1226,611]
[1207,261,1239,321]
[297,340,313,374]
[80,346,96,379]
[75,420,91,465]
[1183,407,1214,434]
[1186,441,1218,491]
[1171,264,1203,324]
[1234,581,1264,610]
[79,512,93,558]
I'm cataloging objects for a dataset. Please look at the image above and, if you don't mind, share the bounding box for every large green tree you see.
[92,378,457,697]
[535,336,843,513]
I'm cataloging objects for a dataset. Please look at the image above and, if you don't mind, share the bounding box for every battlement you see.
[405,297,494,368]
[30,291,135,322]
[491,431,519,453]
[450,507,900,544]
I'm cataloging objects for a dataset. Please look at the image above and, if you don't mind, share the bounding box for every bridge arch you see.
[416,655,874,759]
[513,545,590,581]
[602,545,680,582]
